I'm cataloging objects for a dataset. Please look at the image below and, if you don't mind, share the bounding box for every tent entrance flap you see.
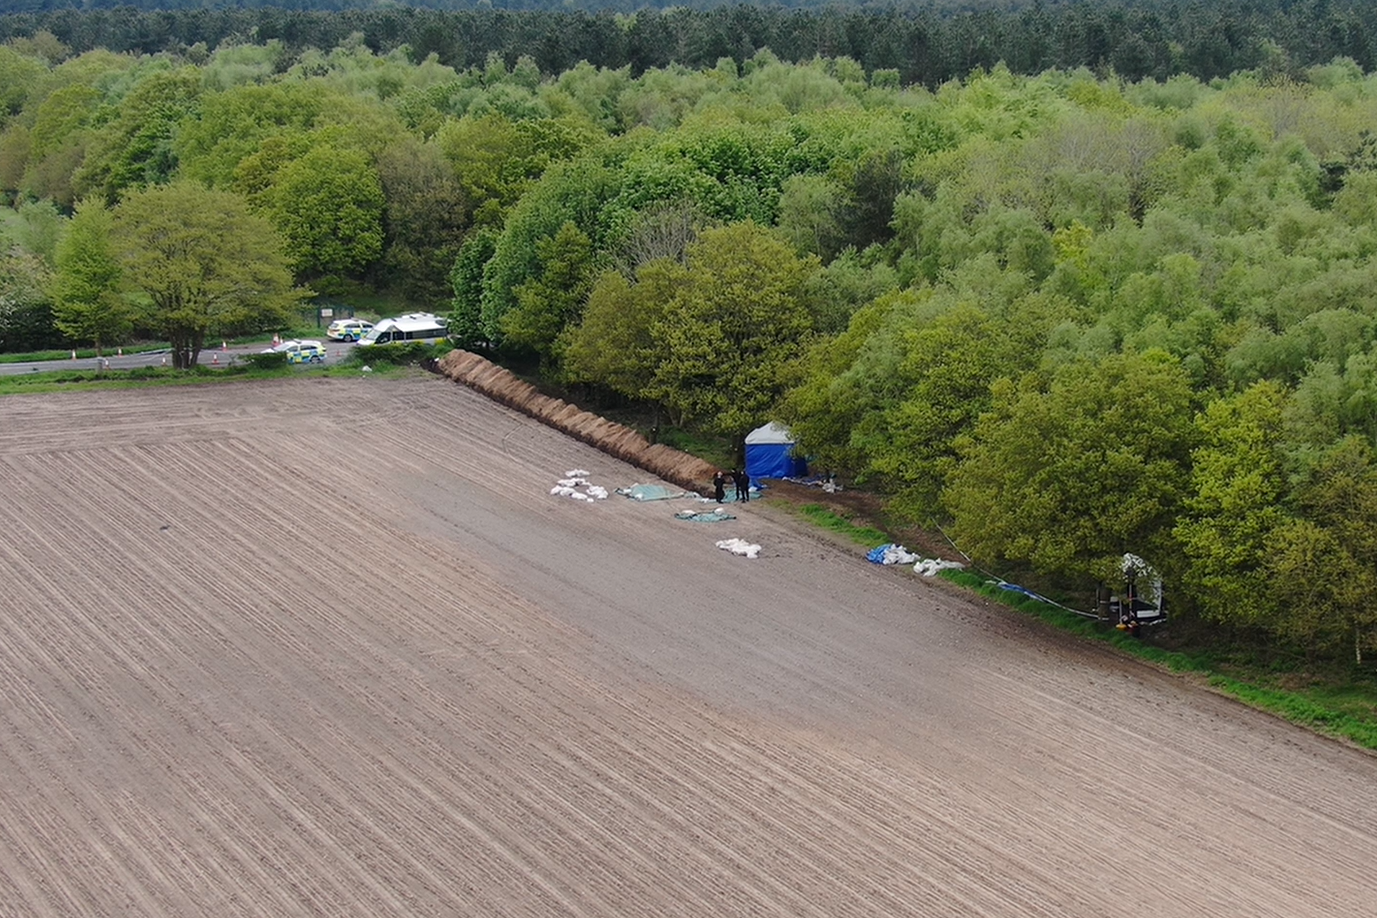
[744,422,808,482]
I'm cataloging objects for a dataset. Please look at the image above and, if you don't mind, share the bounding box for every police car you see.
[262,339,328,363]
[326,318,375,342]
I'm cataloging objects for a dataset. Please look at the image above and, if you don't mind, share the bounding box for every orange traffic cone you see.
[221,340,228,351]
[117,347,123,356]
[212,353,219,365]
[71,349,77,360]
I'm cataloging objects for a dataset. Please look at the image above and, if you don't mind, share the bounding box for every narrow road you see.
[0,340,357,375]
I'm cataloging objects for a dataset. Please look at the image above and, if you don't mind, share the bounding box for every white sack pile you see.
[550,469,609,501]
[913,558,966,577]
[716,538,761,559]
[879,545,919,565]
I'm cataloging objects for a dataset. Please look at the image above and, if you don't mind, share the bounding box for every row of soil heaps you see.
[439,350,717,493]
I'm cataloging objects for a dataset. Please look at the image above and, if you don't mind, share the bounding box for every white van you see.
[356,312,449,347]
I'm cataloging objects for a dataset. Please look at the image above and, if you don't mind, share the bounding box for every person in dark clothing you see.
[733,468,749,502]
[713,470,726,503]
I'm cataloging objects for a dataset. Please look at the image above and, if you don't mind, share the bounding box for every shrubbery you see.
[341,341,451,367]
[240,351,289,370]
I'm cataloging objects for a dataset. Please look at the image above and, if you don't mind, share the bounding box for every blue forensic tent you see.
[744,422,808,483]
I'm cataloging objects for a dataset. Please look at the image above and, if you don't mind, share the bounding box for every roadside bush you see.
[123,366,189,379]
[342,341,451,366]
[241,351,288,369]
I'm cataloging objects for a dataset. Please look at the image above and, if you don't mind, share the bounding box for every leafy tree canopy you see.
[51,195,128,353]
[947,350,1198,584]
[112,180,301,368]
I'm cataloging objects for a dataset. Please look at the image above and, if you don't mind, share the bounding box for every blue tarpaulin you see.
[998,582,1053,604]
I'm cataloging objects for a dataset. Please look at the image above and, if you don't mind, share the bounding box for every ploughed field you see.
[1,377,1375,917]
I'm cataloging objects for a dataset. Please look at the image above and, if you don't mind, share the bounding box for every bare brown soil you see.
[438,349,718,493]
[2,376,1376,917]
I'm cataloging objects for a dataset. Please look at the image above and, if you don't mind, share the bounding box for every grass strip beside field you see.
[0,360,413,395]
[0,365,286,394]
[793,503,891,547]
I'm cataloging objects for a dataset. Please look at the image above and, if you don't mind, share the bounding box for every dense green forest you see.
[3,13,1377,665]
[0,2,1373,87]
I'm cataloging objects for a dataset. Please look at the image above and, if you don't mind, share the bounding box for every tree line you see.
[2,27,1377,664]
[0,2,1373,88]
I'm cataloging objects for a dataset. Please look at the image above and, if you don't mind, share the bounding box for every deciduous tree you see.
[11,199,64,266]
[51,197,128,355]
[265,143,384,288]
[74,67,201,203]
[649,221,817,444]
[776,290,914,480]
[564,259,686,405]
[946,350,1196,584]
[447,228,497,349]
[113,181,299,368]
[175,82,329,188]
[861,301,1022,520]
[1173,382,1291,628]
[0,46,47,124]
[1265,437,1377,662]
[1,244,56,352]
[377,136,469,304]
[501,220,595,363]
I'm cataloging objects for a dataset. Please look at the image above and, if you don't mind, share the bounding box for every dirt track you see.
[2,376,1375,918]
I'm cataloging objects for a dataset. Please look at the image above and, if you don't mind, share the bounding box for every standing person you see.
[713,470,726,503]
[734,467,749,502]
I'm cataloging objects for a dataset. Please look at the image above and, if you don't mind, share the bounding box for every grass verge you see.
[1208,677,1377,749]
[790,504,891,548]
[0,365,304,394]
[0,358,415,395]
